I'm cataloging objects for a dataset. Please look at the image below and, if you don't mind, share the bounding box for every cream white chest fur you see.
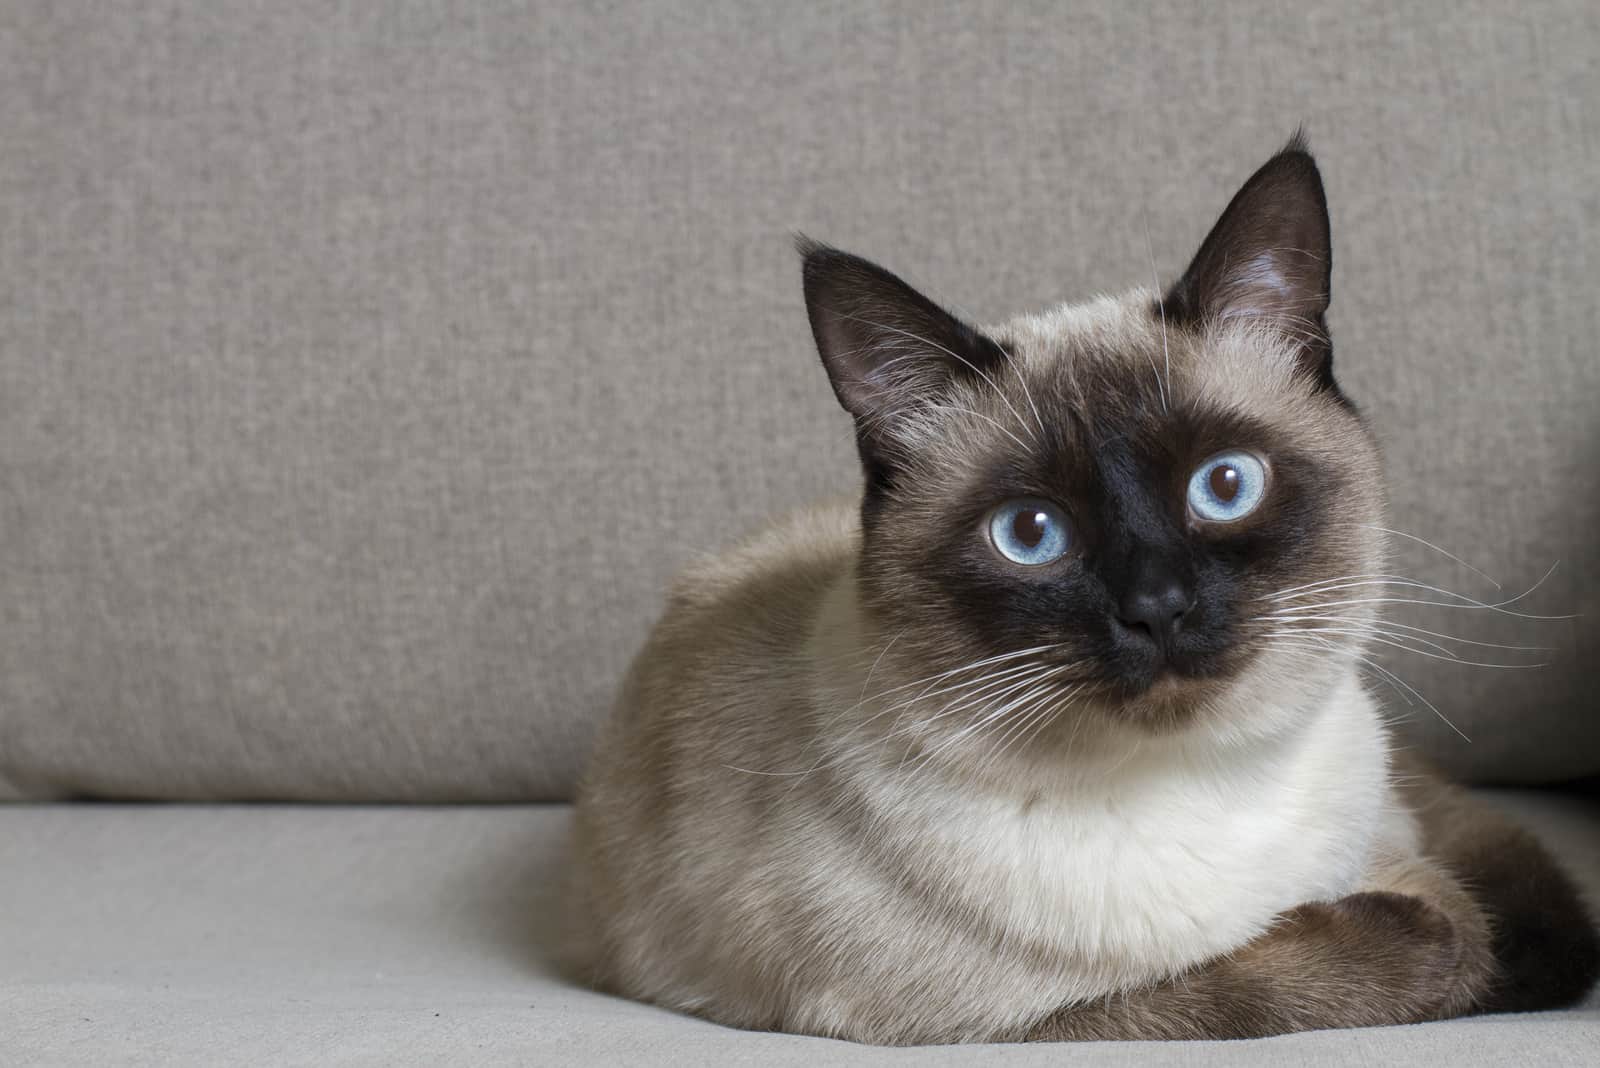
[845,669,1393,995]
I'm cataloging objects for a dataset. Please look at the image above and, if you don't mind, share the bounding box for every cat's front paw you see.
[1286,890,1464,1022]
[1329,890,1456,942]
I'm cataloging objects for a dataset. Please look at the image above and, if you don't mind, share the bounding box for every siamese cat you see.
[568,137,1599,1043]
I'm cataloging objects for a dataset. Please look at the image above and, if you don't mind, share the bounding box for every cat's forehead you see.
[982,288,1339,445]
[985,291,1158,359]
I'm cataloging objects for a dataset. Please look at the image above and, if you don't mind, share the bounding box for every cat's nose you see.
[1116,580,1194,646]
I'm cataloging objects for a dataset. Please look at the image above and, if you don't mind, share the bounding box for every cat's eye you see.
[987,498,1072,566]
[1187,451,1268,523]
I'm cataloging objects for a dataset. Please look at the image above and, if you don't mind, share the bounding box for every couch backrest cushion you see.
[2,3,1595,799]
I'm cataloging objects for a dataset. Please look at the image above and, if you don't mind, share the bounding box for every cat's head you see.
[801,137,1385,743]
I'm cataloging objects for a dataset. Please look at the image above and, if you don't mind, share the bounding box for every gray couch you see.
[3,3,1596,1063]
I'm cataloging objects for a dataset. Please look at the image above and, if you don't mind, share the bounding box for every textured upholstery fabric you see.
[1,2,1597,800]
[4,793,1598,1065]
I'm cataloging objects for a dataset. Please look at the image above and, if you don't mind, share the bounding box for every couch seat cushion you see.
[4,791,1596,1064]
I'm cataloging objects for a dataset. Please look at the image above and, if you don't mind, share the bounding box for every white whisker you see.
[882,663,1058,743]
[1266,621,1460,658]
[1142,210,1172,413]
[1272,632,1471,743]
[856,629,906,704]
[867,661,1055,743]
[1264,563,1568,620]
[1267,627,1545,669]
[826,310,1041,444]
[1349,524,1501,590]
[1261,613,1551,653]
[997,339,1050,441]
[1257,571,1404,601]
[899,674,1061,778]
[921,402,1031,453]
[835,643,1066,715]
[733,647,1066,783]
[982,681,1089,775]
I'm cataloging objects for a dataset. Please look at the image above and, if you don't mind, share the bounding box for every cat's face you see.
[803,140,1385,740]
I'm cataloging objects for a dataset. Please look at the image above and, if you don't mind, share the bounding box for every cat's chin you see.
[1096,669,1230,734]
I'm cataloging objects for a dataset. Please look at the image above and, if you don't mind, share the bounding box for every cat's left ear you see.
[1165,134,1334,385]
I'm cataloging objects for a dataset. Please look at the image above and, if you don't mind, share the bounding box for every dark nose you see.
[1117,580,1193,645]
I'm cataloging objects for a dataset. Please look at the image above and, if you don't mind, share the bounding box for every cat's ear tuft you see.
[798,237,1006,429]
[1164,135,1335,383]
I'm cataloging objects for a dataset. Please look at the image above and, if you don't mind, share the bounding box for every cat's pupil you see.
[1209,464,1240,502]
[1013,510,1048,549]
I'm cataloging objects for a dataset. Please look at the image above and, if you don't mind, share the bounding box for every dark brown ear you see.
[1164,134,1335,387]
[798,238,1007,428]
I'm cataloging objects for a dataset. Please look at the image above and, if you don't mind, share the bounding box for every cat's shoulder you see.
[663,498,860,616]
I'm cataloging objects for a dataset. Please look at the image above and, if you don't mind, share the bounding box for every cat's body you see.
[569,140,1599,1042]
[573,504,1410,1043]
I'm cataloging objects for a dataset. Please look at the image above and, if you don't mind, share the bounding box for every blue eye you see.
[1188,451,1268,522]
[988,498,1072,565]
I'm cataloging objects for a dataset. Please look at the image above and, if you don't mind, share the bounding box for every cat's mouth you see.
[1091,661,1236,732]
[1125,665,1209,699]
[1098,636,1239,705]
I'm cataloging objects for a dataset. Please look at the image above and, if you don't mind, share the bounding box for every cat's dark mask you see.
[799,137,1383,731]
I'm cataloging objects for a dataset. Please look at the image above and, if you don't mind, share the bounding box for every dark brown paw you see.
[1323,891,1463,1019]
[1331,890,1455,941]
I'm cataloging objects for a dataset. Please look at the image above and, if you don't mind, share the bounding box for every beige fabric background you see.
[0,1,1595,800]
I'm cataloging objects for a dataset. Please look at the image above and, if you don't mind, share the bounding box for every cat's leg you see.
[1026,854,1487,1042]
[1391,756,1600,1015]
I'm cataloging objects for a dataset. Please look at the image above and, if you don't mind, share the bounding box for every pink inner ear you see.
[1239,252,1292,300]
[1218,249,1323,328]
[1164,141,1332,361]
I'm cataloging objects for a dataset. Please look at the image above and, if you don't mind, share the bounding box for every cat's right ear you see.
[798,238,1006,441]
